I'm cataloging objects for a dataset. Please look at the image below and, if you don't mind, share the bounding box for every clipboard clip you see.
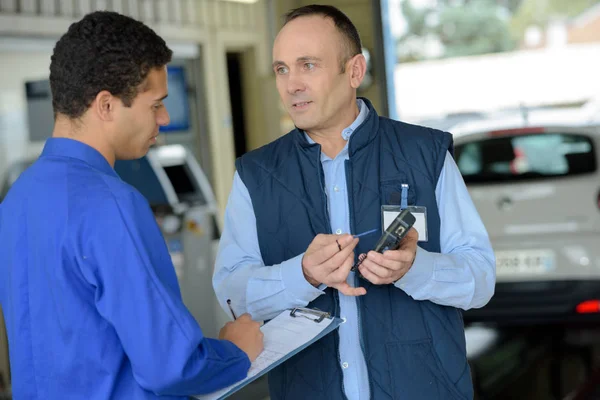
[289,307,330,323]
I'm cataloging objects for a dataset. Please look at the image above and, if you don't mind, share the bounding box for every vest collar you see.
[293,97,380,158]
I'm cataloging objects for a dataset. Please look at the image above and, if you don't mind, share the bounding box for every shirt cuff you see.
[395,246,434,294]
[280,253,325,304]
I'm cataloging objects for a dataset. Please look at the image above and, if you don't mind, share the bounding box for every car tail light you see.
[576,300,600,314]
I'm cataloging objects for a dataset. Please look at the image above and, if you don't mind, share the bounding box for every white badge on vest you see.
[382,183,428,242]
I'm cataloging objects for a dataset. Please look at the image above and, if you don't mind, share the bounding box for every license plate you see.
[495,249,556,275]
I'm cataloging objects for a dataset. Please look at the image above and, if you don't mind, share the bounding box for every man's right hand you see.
[219,314,264,362]
[302,234,367,297]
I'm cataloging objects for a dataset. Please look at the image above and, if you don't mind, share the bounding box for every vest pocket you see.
[380,179,417,206]
[419,301,470,385]
[386,339,467,400]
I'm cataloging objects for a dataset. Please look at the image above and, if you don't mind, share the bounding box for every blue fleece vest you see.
[236,99,473,400]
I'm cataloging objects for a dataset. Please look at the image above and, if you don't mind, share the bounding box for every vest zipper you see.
[317,148,332,234]
[345,159,373,399]
[317,148,348,399]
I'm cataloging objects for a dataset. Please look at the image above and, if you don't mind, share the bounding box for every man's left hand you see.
[358,228,418,285]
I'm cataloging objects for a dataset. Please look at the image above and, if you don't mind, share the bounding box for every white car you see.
[450,104,600,324]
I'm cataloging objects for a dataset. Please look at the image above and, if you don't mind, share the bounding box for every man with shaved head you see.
[214,4,495,400]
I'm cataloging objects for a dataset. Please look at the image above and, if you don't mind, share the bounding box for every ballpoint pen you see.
[226,299,237,320]
[353,228,378,238]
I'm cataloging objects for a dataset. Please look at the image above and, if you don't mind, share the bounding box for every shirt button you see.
[335,229,342,234]
[342,362,349,369]
[341,317,347,323]
[334,185,340,192]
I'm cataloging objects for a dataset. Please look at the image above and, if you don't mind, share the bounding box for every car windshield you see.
[455,132,597,184]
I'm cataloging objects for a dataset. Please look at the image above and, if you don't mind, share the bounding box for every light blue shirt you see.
[213,99,496,400]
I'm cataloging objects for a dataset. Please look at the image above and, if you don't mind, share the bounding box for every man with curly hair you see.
[0,11,263,399]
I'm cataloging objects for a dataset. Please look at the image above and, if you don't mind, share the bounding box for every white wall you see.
[394,43,600,121]
[0,44,54,180]
[0,0,276,219]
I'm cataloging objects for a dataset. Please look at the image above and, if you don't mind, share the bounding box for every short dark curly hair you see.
[50,11,173,119]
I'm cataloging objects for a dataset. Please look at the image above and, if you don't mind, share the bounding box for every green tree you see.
[395,0,433,62]
[510,0,600,42]
[396,0,517,62]
[436,1,516,58]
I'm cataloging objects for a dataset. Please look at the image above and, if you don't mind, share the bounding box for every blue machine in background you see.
[114,156,169,206]
[160,66,191,133]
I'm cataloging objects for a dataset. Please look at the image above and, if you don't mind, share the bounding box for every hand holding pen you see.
[299,228,379,297]
[219,300,264,362]
[300,233,366,296]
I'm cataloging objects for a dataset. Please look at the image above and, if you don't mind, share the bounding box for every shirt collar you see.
[41,137,118,178]
[304,98,370,145]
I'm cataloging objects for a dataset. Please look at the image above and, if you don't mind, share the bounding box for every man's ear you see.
[92,90,117,121]
[348,54,367,89]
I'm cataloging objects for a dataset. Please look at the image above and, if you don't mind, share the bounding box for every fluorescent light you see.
[219,0,260,3]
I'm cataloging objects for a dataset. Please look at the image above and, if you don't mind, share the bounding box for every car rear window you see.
[455,133,597,184]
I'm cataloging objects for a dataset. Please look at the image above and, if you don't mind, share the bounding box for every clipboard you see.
[193,307,343,400]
